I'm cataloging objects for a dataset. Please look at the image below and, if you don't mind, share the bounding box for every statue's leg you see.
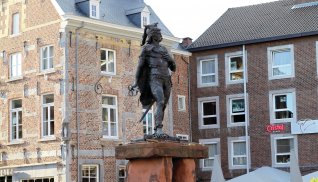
[150,78,165,134]
[161,78,172,121]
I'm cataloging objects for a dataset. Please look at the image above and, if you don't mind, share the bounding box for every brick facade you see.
[0,0,190,181]
[190,36,318,181]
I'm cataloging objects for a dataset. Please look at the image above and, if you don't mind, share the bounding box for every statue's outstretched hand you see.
[128,83,139,96]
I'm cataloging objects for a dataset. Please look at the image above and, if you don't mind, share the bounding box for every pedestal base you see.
[115,142,208,182]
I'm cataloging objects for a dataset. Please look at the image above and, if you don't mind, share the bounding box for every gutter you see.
[188,31,318,52]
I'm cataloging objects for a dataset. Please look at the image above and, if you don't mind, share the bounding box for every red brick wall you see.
[190,35,318,181]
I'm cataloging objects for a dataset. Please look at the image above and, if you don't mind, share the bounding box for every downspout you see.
[243,45,250,173]
[186,57,192,142]
[75,22,84,182]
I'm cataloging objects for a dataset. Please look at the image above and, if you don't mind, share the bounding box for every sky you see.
[144,0,278,40]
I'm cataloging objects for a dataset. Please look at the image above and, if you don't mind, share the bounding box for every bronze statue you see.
[130,23,176,137]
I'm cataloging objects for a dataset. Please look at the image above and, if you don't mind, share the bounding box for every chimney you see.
[181,37,192,48]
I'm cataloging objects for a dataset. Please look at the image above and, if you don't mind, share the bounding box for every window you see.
[42,94,54,137]
[228,136,248,169]
[118,165,126,182]
[90,1,99,19]
[141,6,150,28]
[271,134,297,167]
[142,108,154,135]
[142,16,148,27]
[0,176,12,182]
[198,97,219,129]
[268,45,294,79]
[199,138,220,171]
[10,52,22,79]
[176,134,189,141]
[11,99,22,141]
[178,95,186,111]
[12,13,19,35]
[41,46,54,71]
[102,95,118,138]
[197,55,218,87]
[100,49,116,75]
[227,94,246,127]
[22,178,54,182]
[81,165,99,182]
[225,51,244,84]
[269,89,296,123]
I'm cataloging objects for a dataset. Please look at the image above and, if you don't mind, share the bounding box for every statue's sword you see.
[128,85,154,123]
[138,100,155,123]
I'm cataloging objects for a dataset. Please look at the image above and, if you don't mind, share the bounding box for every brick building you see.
[188,0,318,181]
[0,0,191,181]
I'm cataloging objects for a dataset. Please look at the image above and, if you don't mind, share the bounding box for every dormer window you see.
[141,7,150,27]
[90,0,99,19]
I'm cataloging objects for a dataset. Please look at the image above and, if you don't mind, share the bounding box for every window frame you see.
[198,96,219,129]
[118,165,127,181]
[197,55,218,88]
[81,164,99,182]
[228,136,250,170]
[226,94,247,127]
[225,51,245,84]
[102,95,118,139]
[12,12,20,35]
[269,89,296,123]
[90,0,99,19]
[177,95,186,111]
[100,48,116,75]
[316,41,318,75]
[271,134,298,167]
[10,52,22,79]
[10,99,23,141]
[142,107,154,135]
[268,44,295,80]
[41,94,55,138]
[40,45,54,72]
[199,138,220,171]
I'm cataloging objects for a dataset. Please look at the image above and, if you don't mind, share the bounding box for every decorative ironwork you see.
[94,77,103,94]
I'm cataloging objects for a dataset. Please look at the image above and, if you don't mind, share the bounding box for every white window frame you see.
[269,89,296,123]
[81,164,99,182]
[198,96,219,129]
[197,55,218,87]
[40,45,54,72]
[142,107,154,135]
[225,51,244,84]
[199,138,220,171]
[177,95,186,111]
[0,176,12,182]
[10,52,22,79]
[226,94,247,127]
[118,165,126,181]
[21,177,54,182]
[268,44,295,80]
[102,95,118,139]
[10,99,22,141]
[228,136,250,170]
[100,48,116,75]
[90,0,99,19]
[316,41,318,75]
[176,134,189,141]
[12,12,19,35]
[141,6,150,27]
[270,134,298,167]
[42,94,54,138]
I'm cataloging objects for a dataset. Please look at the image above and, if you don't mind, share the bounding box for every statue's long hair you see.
[141,23,159,46]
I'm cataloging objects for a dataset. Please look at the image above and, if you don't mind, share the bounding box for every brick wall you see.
[190,35,318,181]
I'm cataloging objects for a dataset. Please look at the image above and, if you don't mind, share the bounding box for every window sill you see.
[269,75,294,80]
[5,76,24,83]
[178,109,186,112]
[7,140,25,146]
[38,136,57,142]
[199,125,220,129]
[227,123,247,127]
[101,136,120,141]
[9,33,21,38]
[100,72,117,77]
[37,69,56,76]
[200,167,212,171]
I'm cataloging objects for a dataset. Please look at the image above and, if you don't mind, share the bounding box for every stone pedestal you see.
[115,142,208,182]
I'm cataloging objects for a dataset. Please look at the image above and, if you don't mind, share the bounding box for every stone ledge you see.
[115,141,208,160]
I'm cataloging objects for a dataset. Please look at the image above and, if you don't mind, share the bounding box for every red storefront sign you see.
[266,124,285,133]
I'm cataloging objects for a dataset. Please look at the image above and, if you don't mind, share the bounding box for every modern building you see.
[0,0,191,181]
[188,0,318,181]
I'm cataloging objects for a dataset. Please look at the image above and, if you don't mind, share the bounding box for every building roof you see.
[55,0,173,36]
[188,0,318,51]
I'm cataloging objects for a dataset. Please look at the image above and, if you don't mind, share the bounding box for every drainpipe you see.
[186,57,192,142]
[243,45,250,173]
[75,22,84,182]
